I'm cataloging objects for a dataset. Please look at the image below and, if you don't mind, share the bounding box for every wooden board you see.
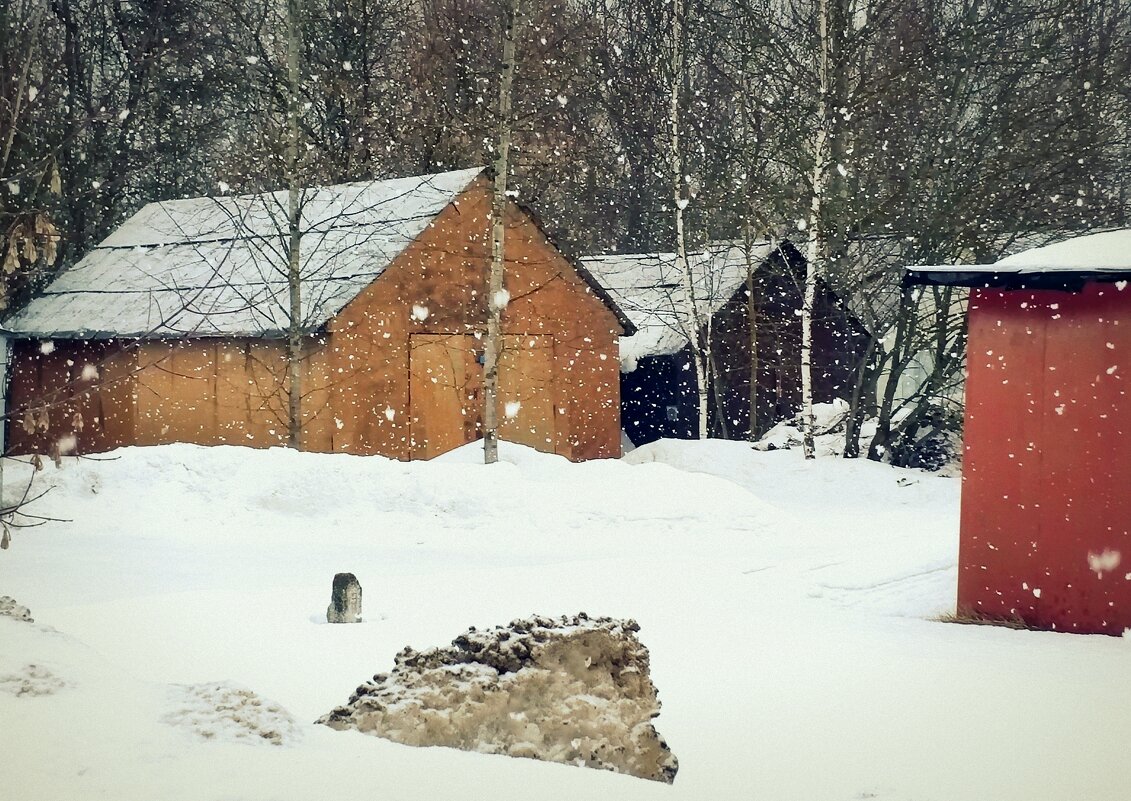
[499,335,556,452]
[408,333,558,459]
[409,334,475,460]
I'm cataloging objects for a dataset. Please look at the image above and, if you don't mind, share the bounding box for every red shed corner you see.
[907,229,1131,635]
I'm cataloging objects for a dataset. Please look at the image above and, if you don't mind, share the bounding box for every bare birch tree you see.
[800,0,831,460]
[284,0,305,449]
[666,0,709,440]
[483,0,520,465]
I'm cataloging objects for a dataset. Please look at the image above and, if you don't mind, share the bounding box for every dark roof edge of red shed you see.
[904,265,1131,291]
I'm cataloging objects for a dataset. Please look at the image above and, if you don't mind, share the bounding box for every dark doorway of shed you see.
[408,334,555,459]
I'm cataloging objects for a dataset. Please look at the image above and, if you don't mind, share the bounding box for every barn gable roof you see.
[4,168,485,339]
[582,242,779,369]
[906,228,1131,290]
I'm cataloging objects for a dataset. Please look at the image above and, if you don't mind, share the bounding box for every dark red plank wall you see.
[961,282,1131,634]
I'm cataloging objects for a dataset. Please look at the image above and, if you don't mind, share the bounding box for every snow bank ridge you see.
[317,613,679,783]
[163,682,298,746]
[0,595,34,623]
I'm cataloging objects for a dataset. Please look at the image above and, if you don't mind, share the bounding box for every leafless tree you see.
[483,0,520,464]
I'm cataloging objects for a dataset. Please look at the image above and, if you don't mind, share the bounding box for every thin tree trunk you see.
[668,0,708,440]
[708,348,728,439]
[744,223,760,441]
[869,287,916,460]
[285,0,303,449]
[483,0,519,465]
[0,7,43,179]
[802,0,831,460]
[843,334,878,458]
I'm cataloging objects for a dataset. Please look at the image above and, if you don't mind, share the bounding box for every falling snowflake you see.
[39,341,55,355]
[384,407,396,422]
[1087,549,1121,577]
[504,401,522,418]
[411,305,429,321]
[81,364,99,381]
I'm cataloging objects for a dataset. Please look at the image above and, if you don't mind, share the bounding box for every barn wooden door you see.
[409,334,477,460]
[408,333,556,460]
[499,335,556,452]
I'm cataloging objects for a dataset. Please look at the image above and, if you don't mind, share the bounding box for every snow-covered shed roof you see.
[905,229,1131,290]
[582,242,776,369]
[4,168,485,339]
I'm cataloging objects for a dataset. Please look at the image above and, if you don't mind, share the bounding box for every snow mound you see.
[755,400,852,452]
[163,682,298,746]
[318,613,678,783]
[1,595,34,623]
[996,228,1131,270]
[0,663,67,697]
[432,437,572,468]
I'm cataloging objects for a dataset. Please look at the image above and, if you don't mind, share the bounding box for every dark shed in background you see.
[584,241,869,445]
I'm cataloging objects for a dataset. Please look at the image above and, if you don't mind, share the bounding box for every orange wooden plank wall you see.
[323,177,622,460]
[6,178,623,462]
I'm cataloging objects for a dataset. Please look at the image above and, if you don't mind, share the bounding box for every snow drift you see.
[318,613,678,783]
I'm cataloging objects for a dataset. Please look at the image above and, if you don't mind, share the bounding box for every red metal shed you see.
[908,230,1131,635]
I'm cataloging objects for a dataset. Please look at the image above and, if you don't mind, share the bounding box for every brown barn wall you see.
[134,339,335,450]
[7,179,622,461]
[325,177,622,460]
[7,339,138,456]
[708,276,868,439]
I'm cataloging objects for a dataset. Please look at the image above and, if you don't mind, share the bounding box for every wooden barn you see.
[908,229,1131,635]
[2,168,633,461]
[583,241,870,445]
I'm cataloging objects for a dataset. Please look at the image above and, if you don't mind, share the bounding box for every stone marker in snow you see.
[317,613,678,783]
[326,573,362,624]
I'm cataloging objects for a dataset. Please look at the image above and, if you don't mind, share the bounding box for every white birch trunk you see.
[668,0,709,440]
[483,0,519,465]
[0,335,8,521]
[285,0,304,450]
[802,0,831,460]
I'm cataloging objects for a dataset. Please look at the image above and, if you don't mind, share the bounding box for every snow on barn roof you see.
[905,228,1131,289]
[4,168,485,339]
[582,242,775,370]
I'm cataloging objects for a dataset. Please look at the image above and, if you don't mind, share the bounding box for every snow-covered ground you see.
[1,440,1127,801]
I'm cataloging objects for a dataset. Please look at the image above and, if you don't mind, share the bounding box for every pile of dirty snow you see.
[320,613,677,783]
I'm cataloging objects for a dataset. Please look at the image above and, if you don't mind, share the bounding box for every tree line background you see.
[2,0,1130,464]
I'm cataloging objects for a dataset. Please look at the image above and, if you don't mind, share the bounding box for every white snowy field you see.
[1,440,1128,801]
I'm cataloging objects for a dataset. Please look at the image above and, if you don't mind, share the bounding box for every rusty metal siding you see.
[961,283,1131,634]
